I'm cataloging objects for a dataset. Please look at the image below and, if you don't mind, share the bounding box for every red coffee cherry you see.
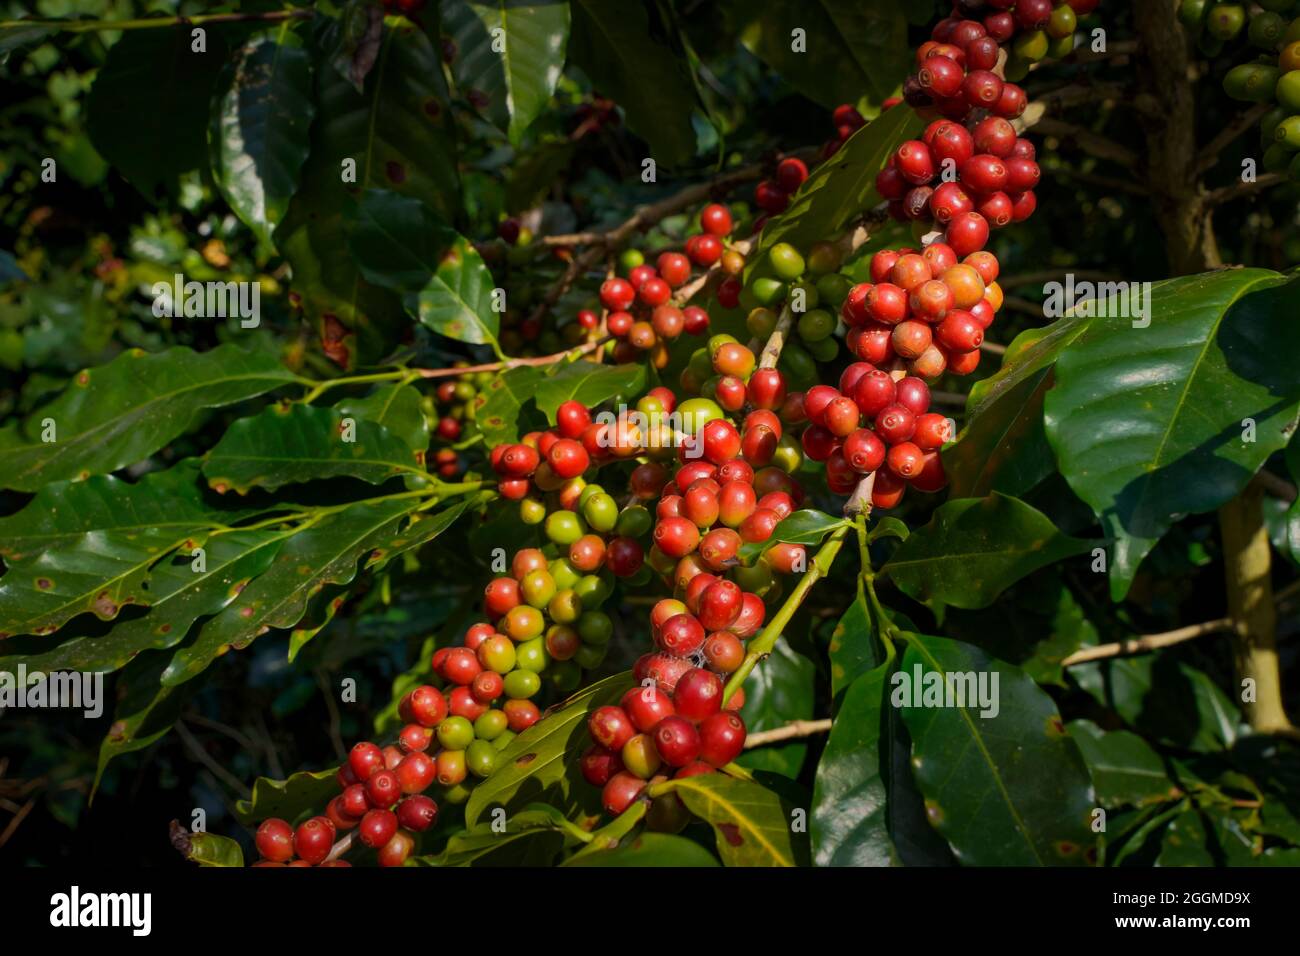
[653,715,703,767]
[622,685,677,733]
[503,699,541,732]
[895,140,936,184]
[918,54,965,97]
[875,404,917,444]
[910,450,949,492]
[396,795,438,832]
[703,631,746,673]
[654,515,701,559]
[946,212,990,257]
[739,507,780,544]
[699,711,747,766]
[962,70,1004,109]
[365,769,402,808]
[581,744,623,787]
[589,705,636,752]
[255,818,295,863]
[700,203,733,236]
[395,752,437,794]
[606,536,644,577]
[293,816,336,866]
[409,685,448,727]
[843,428,887,473]
[895,376,932,416]
[547,438,590,479]
[674,668,724,723]
[359,809,399,849]
[348,741,385,783]
[442,646,482,685]
[602,771,648,816]
[634,651,694,694]
[556,400,592,439]
[483,577,520,618]
[600,277,635,311]
[776,157,809,192]
[658,612,707,656]
[887,441,925,479]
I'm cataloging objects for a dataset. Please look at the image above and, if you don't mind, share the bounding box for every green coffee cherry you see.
[521,569,557,609]
[796,308,835,343]
[1223,63,1281,102]
[576,610,613,645]
[474,709,509,740]
[1277,69,1300,109]
[1250,11,1287,48]
[548,588,583,624]
[573,573,611,609]
[1178,0,1210,28]
[504,668,542,698]
[614,504,651,538]
[582,492,619,532]
[805,241,842,275]
[437,716,475,751]
[544,510,586,545]
[519,498,547,525]
[466,739,498,778]
[1263,142,1292,172]
[1206,4,1247,40]
[768,242,805,280]
[515,638,550,673]
[1276,115,1300,149]
[619,248,645,271]
[815,273,853,309]
[751,276,787,306]
[574,642,607,670]
[549,660,582,693]
[746,307,779,338]
[548,557,582,590]
[1047,4,1077,39]
[1013,29,1050,62]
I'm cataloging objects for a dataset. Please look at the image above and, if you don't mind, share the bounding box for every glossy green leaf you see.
[443,0,571,143]
[730,0,909,107]
[736,642,815,777]
[664,773,809,867]
[336,382,430,457]
[210,31,315,245]
[747,104,922,286]
[365,494,484,570]
[85,24,228,198]
[568,0,699,167]
[275,21,458,365]
[563,832,720,867]
[1067,719,1175,808]
[202,403,425,493]
[532,360,647,420]
[175,828,245,867]
[0,344,298,491]
[1156,809,1215,866]
[162,498,418,685]
[881,493,1095,610]
[827,583,878,701]
[0,460,255,561]
[739,509,849,564]
[2,528,289,674]
[348,189,501,350]
[1045,270,1300,600]
[417,818,566,866]
[944,313,1092,499]
[900,632,1096,865]
[812,661,894,866]
[234,768,339,826]
[464,671,634,827]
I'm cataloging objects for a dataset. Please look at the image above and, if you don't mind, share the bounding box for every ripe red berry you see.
[946,212,990,257]
[698,712,747,766]
[547,438,590,479]
[365,769,402,808]
[937,310,984,352]
[600,277,635,311]
[843,428,887,473]
[622,685,677,733]
[754,179,789,213]
[698,578,743,631]
[962,70,1003,109]
[589,705,636,752]
[875,404,917,444]
[913,413,954,451]
[359,809,398,849]
[918,54,965,98]
[396,795,438,832]
[294,816,336,866]
[674,668,724,723]
[654,516,701,559]
[580,744,623,787]
[867,283,909,324]
[653,715,703,767]
[602,771,647,816]
[409,685,448,727]
[927,121,975,168]
[1004,157,1041,194]
[395,752,437,794]
[895,376,932,416]
[929,181,974,224]
[348,742,385,783]
[887,441,925,479]
[658,613,707,656]
[775,157,809,193]
[892,320,933,360]
[255,818,295,863]
[441,646,482,685]
[700,203,733,236]
[895,140,936,185]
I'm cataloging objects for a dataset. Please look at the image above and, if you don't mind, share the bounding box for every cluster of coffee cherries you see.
[597,202,745,365]
[915,2,1095,85]
[250,690,450,867]
[421,365,491,479]
[1183,0,1296,57]
[1215,6,1300,181]
[751,156,811,221]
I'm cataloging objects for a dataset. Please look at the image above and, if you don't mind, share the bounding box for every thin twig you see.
[1257,470,1298,504]
[744,718,833,748]
[1197,103,1274,175]
[413,338,610,378]
[1029,117,1138,168]
[1061,619,1235,667]
[174,721,252,800]
[1205,173,1288,208]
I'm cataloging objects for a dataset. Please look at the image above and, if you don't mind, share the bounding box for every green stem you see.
[721,525,850,706]
[300,369,416,404]
[2,9,312,32]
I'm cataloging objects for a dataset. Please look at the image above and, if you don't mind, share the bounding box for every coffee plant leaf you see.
[563,832,720,867]
[944,311,1092,499]
[881,493,1095,610]
[161,497,419,686]
[899,632,1096,866]
[735,641,815,778]
[568,0,699,167]
[335,382,430,457]
[663,773,809,867]
[738,508,848,564]
[349,189,501,350]
[532,359,648,421]
[1,528,290,674]
[1045,270,1300,600]
[0,344,300,492]
[175,829,245,868]
[811,659,897,866]
[365,494,486,570]
[746,103,922,287]
[1066,719,1176,808]
[210,31,316,246]
[827,581,878,701]
[0,459,260,561]
[1156,809,1215,866]
[275,19,458,366]
[202,403,426,493]
[473,365,548,447]
[85,24,228,199]
[234,768,340,827]
[464,670,635,828]
[728,0,908,108]
[416,820,566,867]
[442,0,572,145]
